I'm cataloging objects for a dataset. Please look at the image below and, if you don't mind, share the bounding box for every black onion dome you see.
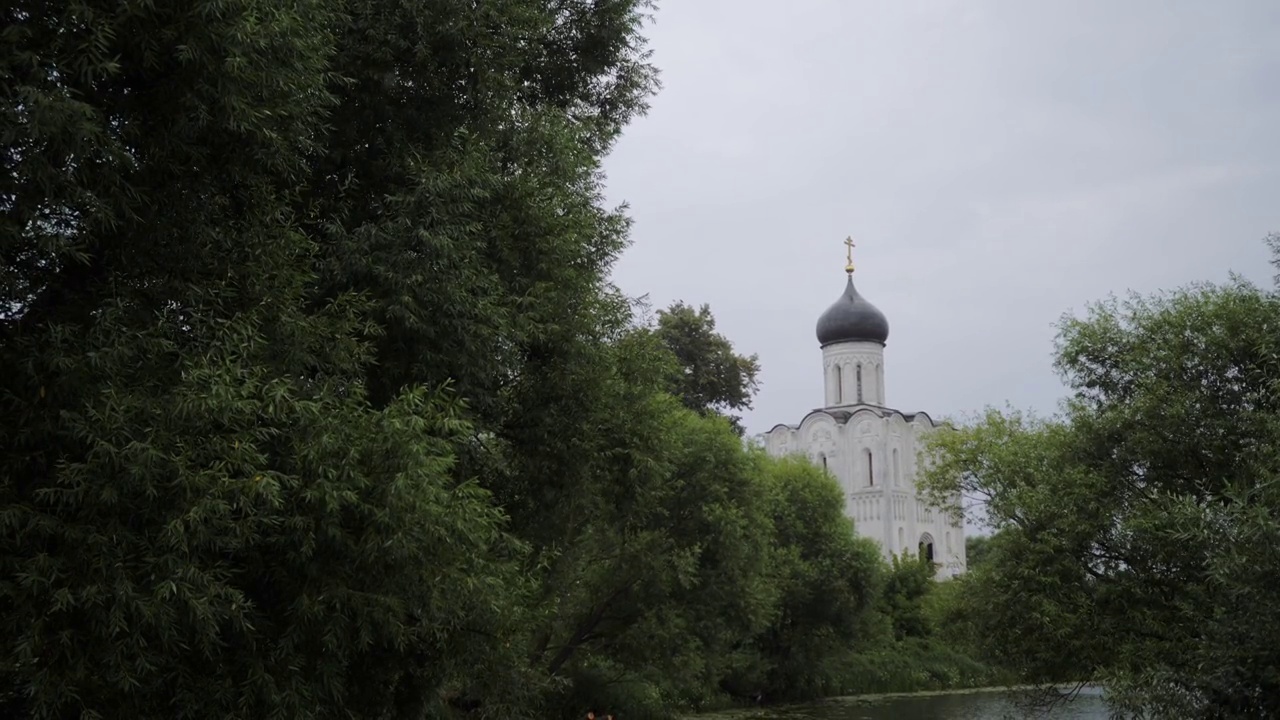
[815,275,890,346]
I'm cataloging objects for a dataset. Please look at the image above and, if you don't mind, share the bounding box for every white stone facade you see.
[760,335,966,577]
[822,340,886,407]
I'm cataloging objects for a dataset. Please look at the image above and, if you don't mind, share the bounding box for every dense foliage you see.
[653,301,761,434]
[0,2,997,718]
[918,237,1280,718]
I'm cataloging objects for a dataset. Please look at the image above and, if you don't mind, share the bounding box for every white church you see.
[758,244,966,578]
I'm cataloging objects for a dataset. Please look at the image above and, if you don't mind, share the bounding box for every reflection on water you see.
[704,686,1110,720]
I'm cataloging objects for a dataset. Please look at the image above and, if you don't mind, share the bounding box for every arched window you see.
[856,363,864,403]
[892,448,901,487]
[864,448,874,487]
[898,527,905,551]
[835,364,843,403]
[820,453,828,471]
[877,363,885,403]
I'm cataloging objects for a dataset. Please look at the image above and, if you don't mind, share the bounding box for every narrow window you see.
[820,453,828,471]
[856,363,864,403]
[835,365,843,403]
[864,448,874,487]
[898,527,905,551]
[892,448,901,487]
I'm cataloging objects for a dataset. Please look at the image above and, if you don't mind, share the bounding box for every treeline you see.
[0,2,989,718]
[918,238,1280,719]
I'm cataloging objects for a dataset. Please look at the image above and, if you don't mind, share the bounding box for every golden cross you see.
[844,236,856,274]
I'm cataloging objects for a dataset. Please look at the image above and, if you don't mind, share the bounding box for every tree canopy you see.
[918,238,1280,718]
[653,301,761,433]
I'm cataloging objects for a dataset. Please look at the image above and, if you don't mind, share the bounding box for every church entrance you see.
[918,533,935,564]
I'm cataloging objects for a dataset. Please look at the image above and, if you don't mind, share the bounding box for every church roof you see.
[768,406,935,433]
[815,274,889,346]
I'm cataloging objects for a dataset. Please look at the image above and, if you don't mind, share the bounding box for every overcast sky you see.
[604,0,1279,436]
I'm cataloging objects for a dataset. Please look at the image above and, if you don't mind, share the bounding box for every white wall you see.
[821,341,886,406]
[765,410,967,578]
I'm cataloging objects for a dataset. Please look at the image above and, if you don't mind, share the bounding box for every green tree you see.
[877,553,936,641]
[1,1,526,717]
[740,456,884,702]
[964,533,995,570]
[653,301,761,433]
[543,389,781,716]
[300,0,657,424]
[918,238,1280,717]
[286,5,665,711]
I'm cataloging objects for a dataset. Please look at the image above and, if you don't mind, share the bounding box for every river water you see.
[700,686,1110,720]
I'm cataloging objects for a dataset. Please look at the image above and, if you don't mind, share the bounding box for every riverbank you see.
[835,638,1014,696]
[689,684,1104,719]
[674,639,1018,718]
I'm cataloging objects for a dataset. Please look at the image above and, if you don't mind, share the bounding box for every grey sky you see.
[604,1,1280,436]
